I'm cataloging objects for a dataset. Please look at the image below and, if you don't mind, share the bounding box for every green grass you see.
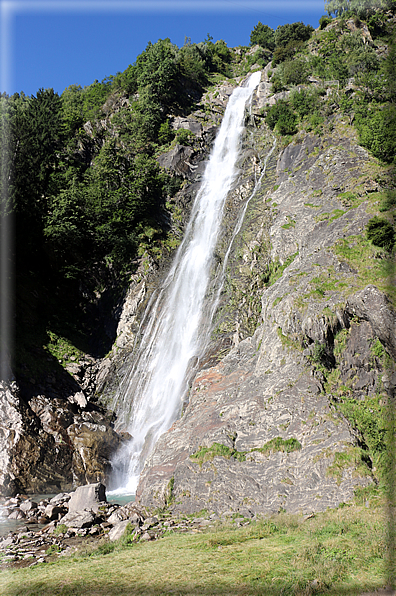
[45,330,85,365]
[333,235,396,305]
[281,216,296,229]
[314,209,346,224]
[253,437,301,456]
[190,438,301,466]
[0,500,391,596]
[263,252,299,287]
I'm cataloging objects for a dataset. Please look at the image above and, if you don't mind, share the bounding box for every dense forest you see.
[0,0,395,390]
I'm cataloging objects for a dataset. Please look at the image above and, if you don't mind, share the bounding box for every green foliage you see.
[311,341,327,363]
[319,15,333,29]
[274,22,314,48]
[45,331,84,363]
[250,22,275,50]
[190,443,247,465]
[379,189,396,212]
[61,84,84,136]
[135,39,179,105]
[262,252,299,286]
[82,78,112,121]
[336,395,388,482]
[341,33,380,76]
[272,41,303,66]
[383,32,396,102]
[366,216,395,251]
[178,41,207,85]
[326,447,372,484]
[270,72,285,93]
[54,524,68,535]
[246,47,269,69]
[174,128,195,146]
[45,544,61,556]
[281,59,308,86]
[95,541,116,555]
[290,88,320,118]
[325,0,389,18]
[371,337,385,359]
[265,100,297,135]
[158,119,175,145]
[356,104,396,163]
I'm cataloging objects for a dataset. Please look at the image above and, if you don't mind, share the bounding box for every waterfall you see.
[109,71,262,495]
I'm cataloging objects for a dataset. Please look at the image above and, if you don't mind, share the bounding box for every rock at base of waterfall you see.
[59,509,97,529]
[108,520,131,542]
[44,503,68,521]
[68,482,106,513]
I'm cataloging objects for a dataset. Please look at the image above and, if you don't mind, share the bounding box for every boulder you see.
[108,520,130,542]
[19,500,38,513]
[172,116,202,135]
[58,509,96,529]
[68,483,106,513]
[8,508,25,520]
[44,504,67,521]
[67,421,121,486]
[107,509,128,525]
[49,492,71,505]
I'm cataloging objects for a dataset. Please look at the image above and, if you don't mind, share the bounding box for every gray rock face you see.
[136,320,372,515]
[132,71,394,515]
[0,379,122,495]
[172,116,202,135]
[157,145,195,178]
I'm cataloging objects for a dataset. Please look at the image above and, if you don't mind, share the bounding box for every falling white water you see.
[109,71,262,495]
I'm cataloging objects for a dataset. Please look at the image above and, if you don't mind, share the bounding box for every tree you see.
[10,89,64,231]
[325,0,390,17]
[250,22,275,50]
[135,38,179,105]
[282,59,308,86]
[178,43,207,85]
[274,22,314,48]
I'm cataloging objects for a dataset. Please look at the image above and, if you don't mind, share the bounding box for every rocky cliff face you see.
[131,68,395,516]
[0,375,123,495]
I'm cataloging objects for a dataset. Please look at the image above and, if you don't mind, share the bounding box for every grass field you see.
[0,491,394,596]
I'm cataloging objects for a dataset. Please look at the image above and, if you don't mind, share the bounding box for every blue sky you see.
[1,1,327,97]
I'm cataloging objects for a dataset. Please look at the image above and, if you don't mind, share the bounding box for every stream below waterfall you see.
[108,70,270,496]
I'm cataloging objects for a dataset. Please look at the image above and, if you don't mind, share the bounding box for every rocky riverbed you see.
[0,482,251,569]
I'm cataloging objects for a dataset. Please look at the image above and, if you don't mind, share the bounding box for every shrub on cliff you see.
[249,22,275,50]
[366,216,395,252]
[290,88,321,118]
[319,15,333,29]
[356,104,396,163]
[281,58,308,86]
[265,100,297,135]
[274,22,314,48]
